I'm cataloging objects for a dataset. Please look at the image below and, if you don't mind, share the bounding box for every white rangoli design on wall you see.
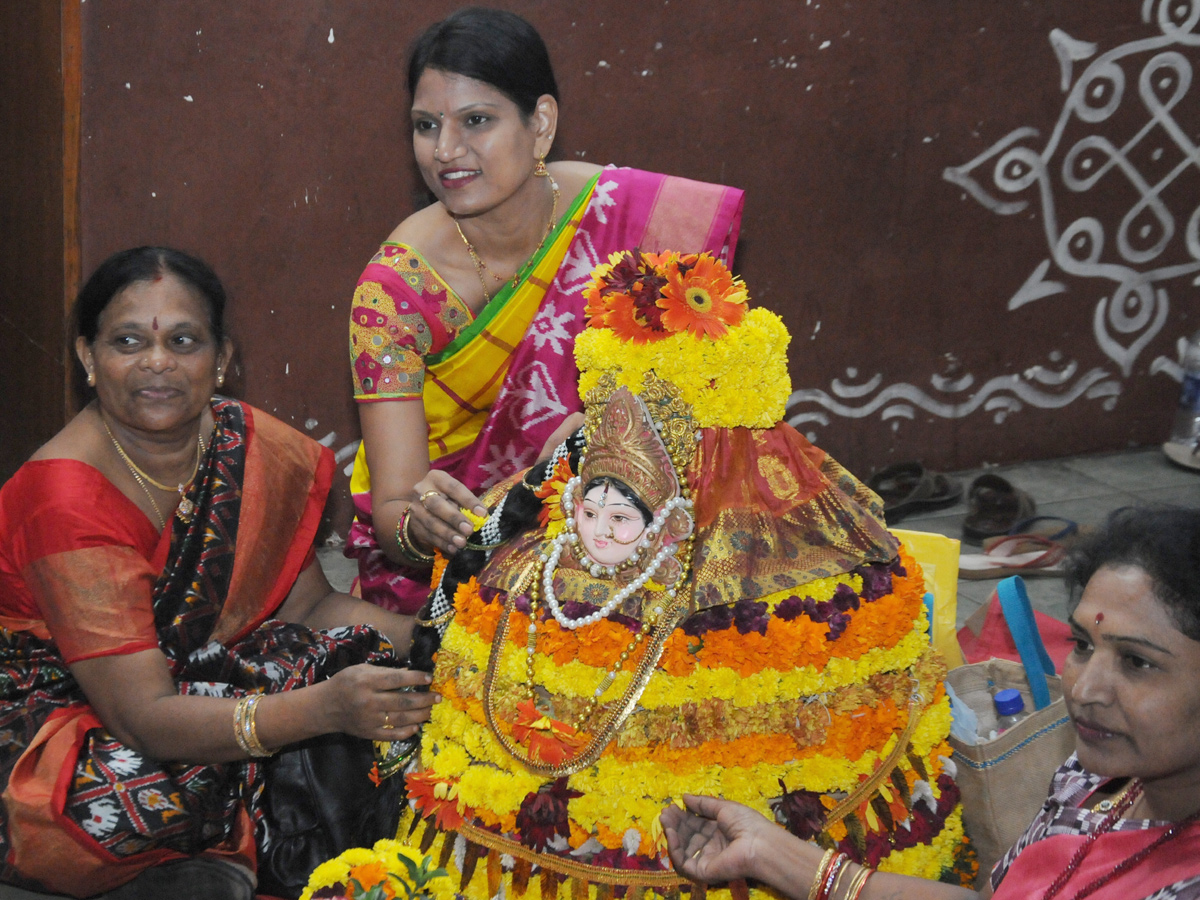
[787,0,1197,435]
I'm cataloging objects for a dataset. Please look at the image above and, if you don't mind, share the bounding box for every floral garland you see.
[300,840,453,900]
[574,251,790,429]
[403,546,971,888]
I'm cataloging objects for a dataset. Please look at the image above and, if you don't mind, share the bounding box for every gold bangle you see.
[233,696,254,756]
[808,849,836,900]
[245,693,276,757]
[831,861,854,900]
[395,507,435,566]
[846,866,873,900]
[234,693,275,758]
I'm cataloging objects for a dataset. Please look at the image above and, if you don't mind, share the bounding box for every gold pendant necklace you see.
[455,176,560,303]
[103,417,206,527]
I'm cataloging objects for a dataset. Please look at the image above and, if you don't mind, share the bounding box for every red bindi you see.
[152,316,158,331]
[1095,612,1104,625]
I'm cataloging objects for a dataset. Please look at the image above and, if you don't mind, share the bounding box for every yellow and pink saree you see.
[347,166,745,613]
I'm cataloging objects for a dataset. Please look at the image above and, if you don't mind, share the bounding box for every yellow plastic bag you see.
[891,529,966,668]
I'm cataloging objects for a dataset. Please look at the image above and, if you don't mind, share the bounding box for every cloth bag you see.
[947,576,1075,887]
[255,733,404,899]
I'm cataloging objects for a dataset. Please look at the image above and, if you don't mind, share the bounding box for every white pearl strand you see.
[540,477,693,630]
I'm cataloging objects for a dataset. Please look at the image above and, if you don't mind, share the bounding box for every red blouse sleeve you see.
[0,460,161,662]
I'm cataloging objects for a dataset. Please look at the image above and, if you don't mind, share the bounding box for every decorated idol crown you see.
[575,249,792,429]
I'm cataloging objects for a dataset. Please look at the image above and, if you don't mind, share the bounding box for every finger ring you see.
[382,712,395,730]
[691,848,703,859]
[419,490,440,506]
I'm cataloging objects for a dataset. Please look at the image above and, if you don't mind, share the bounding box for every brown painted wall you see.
[7,1,1196,528]
[0,1,70,478]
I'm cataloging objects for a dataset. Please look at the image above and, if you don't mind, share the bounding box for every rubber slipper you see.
[867,462,962,525]
[982,516,1079,553]
[959,534,1066,580]
[962,473,1036,543]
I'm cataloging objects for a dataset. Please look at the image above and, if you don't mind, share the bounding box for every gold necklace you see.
[481,530,695,776]
[455,176,560,303]
[103,417,205,526]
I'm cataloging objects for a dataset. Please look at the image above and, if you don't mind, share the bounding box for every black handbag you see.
[254,732,404,899]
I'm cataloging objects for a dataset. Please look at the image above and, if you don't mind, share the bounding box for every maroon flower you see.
[773,595,806,621]
[733,599,770,636]
[772,781,827,840]
[681,604,735,638]
[854,562,895,602]
[515,778,582,852]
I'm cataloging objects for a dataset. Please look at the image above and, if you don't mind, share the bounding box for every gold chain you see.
[481,532,694,777]
[103,416,206,528]
[454,177,559,303]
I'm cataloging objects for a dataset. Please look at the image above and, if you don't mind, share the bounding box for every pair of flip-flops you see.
[867,462,963,525]
[958,515,1081,580]
[961,473,1037,543]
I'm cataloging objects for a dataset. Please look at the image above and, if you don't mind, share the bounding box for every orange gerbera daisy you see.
[657,253,748,339]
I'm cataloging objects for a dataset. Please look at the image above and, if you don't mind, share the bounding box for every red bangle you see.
[816,853,848,900]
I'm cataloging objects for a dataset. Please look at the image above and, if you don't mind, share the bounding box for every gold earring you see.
[216,369,224,388]
[87,371,95,387]
[533,156,549,177]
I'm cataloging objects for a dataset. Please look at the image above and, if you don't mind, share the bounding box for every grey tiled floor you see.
[895,448,1200,628]
[319,448,1200,630]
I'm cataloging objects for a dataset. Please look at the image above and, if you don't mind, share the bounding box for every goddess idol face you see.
[575,481,649,567]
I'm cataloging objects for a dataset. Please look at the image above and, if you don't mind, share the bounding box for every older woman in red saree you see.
[0,247,435,898]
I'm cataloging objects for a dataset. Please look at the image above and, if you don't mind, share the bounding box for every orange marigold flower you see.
[657,254,748,339]
[346,860,394,896]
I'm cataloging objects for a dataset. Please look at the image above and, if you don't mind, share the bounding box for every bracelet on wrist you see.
[233,693,276,758]
[394,506,435,567]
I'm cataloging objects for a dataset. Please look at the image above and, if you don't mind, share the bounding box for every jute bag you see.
[947,577,1075,887]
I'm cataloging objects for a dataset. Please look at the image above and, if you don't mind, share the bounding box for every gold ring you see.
[382,712,395,730]
[419,490,440,506]
[691,848,703,859]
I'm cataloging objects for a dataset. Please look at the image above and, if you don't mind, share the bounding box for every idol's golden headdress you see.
[579,388,677,513]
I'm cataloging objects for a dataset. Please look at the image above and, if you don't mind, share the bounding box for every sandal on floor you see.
[959,534,1067,580]
[962,473,1036,543]
[867,462,962,525]
[982,515,1079,551]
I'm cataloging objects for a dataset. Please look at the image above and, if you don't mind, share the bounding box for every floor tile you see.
[1062,448,1200,492]
[956,461,1115,504]
[317,546,357,593]
[1129,483,1200,509]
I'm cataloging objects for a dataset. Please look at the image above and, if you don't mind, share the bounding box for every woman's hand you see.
[408,470,486,557]
[319,664,439,742]
[661,794,778,887]
[538,412,584,461]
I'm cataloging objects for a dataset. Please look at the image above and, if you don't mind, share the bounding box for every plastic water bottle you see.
[994,688,1026,733]
[1163,330,1200,468]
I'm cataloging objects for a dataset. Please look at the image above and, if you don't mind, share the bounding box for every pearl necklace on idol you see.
[539,476,693,630]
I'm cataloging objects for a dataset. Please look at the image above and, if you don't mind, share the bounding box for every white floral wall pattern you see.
[786,1,1198,437]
